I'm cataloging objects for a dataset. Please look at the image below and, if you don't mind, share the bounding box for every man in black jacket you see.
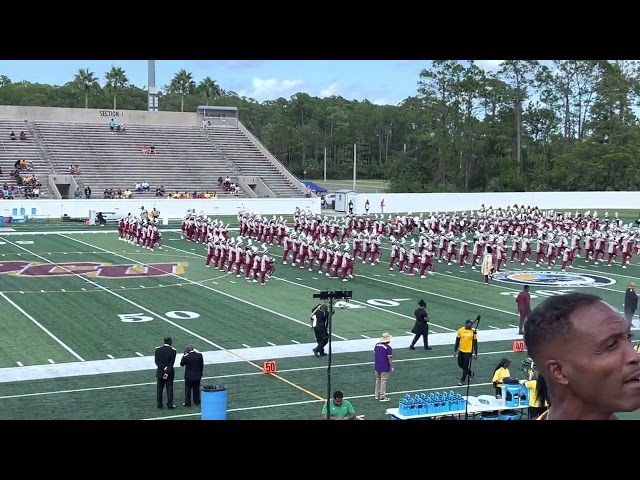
[311,304,331,357]
[155,336,177,409]
[180,344,204,407]
[410,299,432,350]
[625,282,638,326]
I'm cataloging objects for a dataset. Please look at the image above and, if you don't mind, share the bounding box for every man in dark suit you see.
[155,336,177,409]
[180,344,204,407]
[625,282,638,326]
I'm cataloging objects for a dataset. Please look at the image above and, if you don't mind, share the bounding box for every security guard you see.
[410,299,432,350]
[311,304,331,357]
[454,319,478,386]
[155,336,177,409]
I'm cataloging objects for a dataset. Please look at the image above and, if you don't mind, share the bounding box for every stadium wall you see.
[0,191,638,222]
[0,198,321,220]
[352,192,640,214]
[0,105,198,126]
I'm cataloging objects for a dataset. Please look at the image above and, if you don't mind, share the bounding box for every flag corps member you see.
[311,304,330,357]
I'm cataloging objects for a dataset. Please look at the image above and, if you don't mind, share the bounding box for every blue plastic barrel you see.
[503,378,521,407]
[481,411,499,420]
[201,384,227,420]
[501,409,519,420]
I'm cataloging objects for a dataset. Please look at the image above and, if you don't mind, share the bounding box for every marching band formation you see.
[119,204,639,287]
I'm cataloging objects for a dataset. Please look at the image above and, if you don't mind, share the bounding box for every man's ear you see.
[545,359,569,386]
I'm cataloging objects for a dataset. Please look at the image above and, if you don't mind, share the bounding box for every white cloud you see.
[319,82,340,97]
[239,78,304,100]
[478,60,504,70]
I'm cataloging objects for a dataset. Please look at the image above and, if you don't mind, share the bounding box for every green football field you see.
[0,211,639,420]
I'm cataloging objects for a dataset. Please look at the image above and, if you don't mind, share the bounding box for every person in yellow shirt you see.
[492,358,511,398]
[454,319,478,386]
[524,369,548,419]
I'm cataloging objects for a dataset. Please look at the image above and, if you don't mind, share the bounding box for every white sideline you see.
[0,328,522,384]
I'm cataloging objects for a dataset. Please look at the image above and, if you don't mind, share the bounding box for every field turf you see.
[0,210,639,420]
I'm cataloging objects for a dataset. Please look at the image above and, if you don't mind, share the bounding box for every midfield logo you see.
[0,261,187,278]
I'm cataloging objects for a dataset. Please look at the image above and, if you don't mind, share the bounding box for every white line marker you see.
[267,342,276,346]
[488,325,499,330]
[445,271,453,274]
[360,335,370,339]
[16,361,23,367]
[47,359,55,364]
[291,340,300,344]
[135,352,144,357]
[81,288,86,291]
[40,290,45,293]
[140,285,146,289]
[312,277,318,280]
[107,354,115,359]
[509,324,519,328]
[120,286,126,289]
[60,289,66,292]
[230,281,236,284]
[19,291,24,294]
[374,274,380,277]
[296,278,303,281]
[158,284,163,287]
[389,273,395,276]
[241,344,251,348]
[405,331,414,335]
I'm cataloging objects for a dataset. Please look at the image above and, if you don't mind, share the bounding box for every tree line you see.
[1,60,639,193]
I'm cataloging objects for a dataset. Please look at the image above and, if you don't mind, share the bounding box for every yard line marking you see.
[273,275,455,333]
[267,342,276,346]
[405,331,413,335]
[19,291,24,294]
[144,381,499,420]
[356,273,520,318]
[0,348,520,400]
[291,340,300,344]
[16,362,23,367]
[107,354,115,359]
[140,285,146,289]
[81,288,86,291]
[60,289,66,292]
[135,352,144,357]
[509,324,519,328]
[241,344,251,348]
[0,292,85,362]
[488,325,499,330]
[360,335,370,339]
[47,359,54,364]
[229,281,236,284]
[4,235,325,403]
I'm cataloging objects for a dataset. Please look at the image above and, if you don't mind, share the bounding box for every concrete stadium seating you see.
[204,126,304,198]
[29,121,247,198]
[0,119,51,197]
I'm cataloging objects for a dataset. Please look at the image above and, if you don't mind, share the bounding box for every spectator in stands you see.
[109,119,116,134]
[135,182,143,192]
[84,186,92,199]
[10,130,16,140]
[19,131,26,141]
[124,188,132,199]
[116,124,126,132]
[75,188,82,199]
[33,186,40,198]
[142,181,150,192]
[155,185,166,197]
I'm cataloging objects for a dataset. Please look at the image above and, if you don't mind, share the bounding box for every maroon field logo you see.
[0,261,187,278]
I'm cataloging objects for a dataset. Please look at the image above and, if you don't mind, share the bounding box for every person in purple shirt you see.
[374,333,394,402]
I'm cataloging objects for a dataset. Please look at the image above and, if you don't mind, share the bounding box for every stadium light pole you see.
[352,143,357,191]
[148,60,158,112]
[313,289,353,420]
[324,147,327,182]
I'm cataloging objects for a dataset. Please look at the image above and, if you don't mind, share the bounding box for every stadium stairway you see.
[202,124,307,198]
[28,121,247,199]
[0,119,52,197]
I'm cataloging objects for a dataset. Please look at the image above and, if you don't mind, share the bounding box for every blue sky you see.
[0,60,508,105]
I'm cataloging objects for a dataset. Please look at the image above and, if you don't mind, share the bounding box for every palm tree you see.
[197,76,221,105]
[73,68,99,109]
[104,66,129,110]
[168,69,196,112]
